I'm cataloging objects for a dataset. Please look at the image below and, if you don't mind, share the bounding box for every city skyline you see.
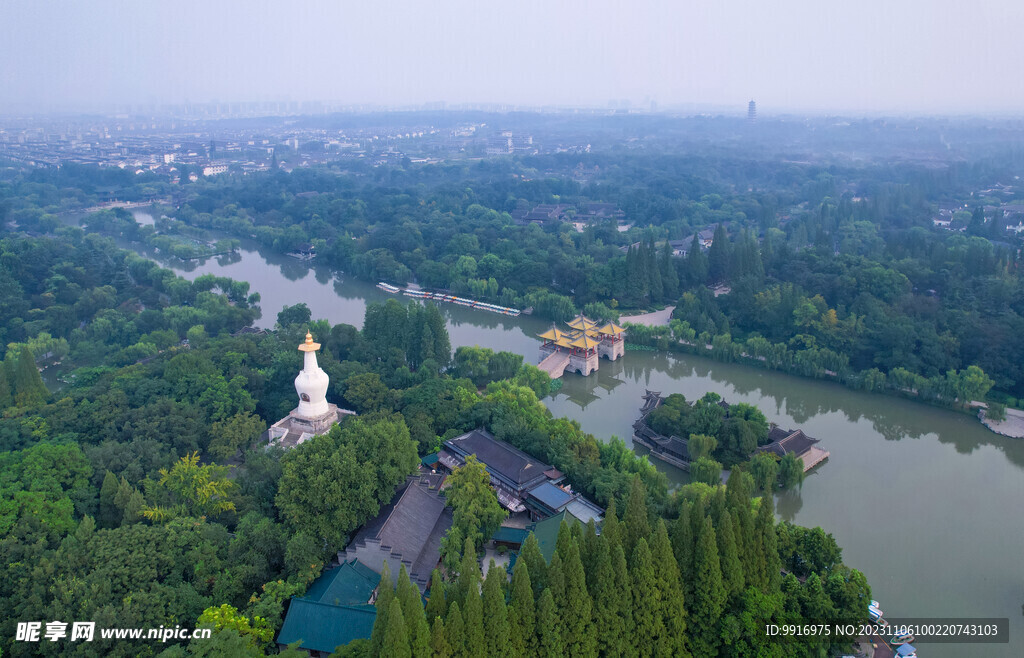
[2,1,1023,117]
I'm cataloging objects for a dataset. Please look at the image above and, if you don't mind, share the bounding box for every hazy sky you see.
[2,0,1022,115]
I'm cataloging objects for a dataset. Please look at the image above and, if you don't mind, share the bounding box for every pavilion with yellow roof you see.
[537,314,626,377]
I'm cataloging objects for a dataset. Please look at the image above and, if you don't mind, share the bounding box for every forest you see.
[0,228,870,656]
[8,132,1021,407]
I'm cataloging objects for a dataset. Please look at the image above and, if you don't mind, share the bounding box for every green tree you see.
[690,456,722,486]
[142,451,236,521]
[197,604,274,650]
[445,602,466,658]
[482,562,509,658]
[561,540,597,657]
[425,569,447,622]
[277,303,312,328]
[707,224,731,282]
[462,574,485,658]
[630,538,664,658]
[507,559,535,658]
[13,346,47,406]
[397,565,431,658]
[382,598,412,658]
[441,455,506,558]
[691,516,725,657]
[716,513,744,601]
[650,520,689,656]
[430,617,450,658]
[208,411,267,462]
[687,433,718,461]
[749,452,779,492]
[623,476,652,557]
[98,470,121,527]
[369,562,395,657]
[778,452,805,490]
[535,588,563,658]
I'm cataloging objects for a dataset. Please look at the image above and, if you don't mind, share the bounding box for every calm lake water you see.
[96,210,1024,655]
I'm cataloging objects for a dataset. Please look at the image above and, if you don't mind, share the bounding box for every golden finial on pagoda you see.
[298,331,321,352]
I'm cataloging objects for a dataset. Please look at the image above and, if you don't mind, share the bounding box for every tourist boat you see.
[377,282,400,293]
[890,632,915,645]
[868,605,883,622]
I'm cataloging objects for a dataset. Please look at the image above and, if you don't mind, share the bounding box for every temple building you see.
[536,314,626,378]
[266,332,355,448]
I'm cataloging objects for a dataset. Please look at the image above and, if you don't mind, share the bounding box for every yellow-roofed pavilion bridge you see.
[536,314,626,378]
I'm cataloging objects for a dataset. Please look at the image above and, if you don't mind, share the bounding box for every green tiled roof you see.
[492,526,529,545]
[276,600,376,654]
[277,559,380,653]
[303,559,378,607]
[527,510,583,562]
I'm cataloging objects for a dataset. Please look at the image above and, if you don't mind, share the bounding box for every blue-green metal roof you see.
[276,600,376,654]
[303,559,378,606]
[492,526,529,545]
[420,452,439,466]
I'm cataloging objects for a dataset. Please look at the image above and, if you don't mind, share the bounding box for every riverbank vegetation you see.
[0,230,870,656]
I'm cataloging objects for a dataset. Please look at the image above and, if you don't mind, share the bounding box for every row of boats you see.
[376,282,522,317]
[869,600,918,656]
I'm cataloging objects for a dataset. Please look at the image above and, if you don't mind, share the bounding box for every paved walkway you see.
[537,351,570,378]
[619,305,675,327]
[980,407,1024,438]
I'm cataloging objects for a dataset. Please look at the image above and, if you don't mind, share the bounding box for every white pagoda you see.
[266,332,355,448]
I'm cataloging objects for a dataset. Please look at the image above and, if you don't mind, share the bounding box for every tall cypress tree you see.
[424,302,451,366]
[397,565,430,658]
[581,520,600,587]
[686,234,707,284]
[660,241,680,300]
[13,346,47,406]
[717,513,745,601]
[369,562,395,657]
[623,476,651,557]
[756,494,782,592]
[647,241,664,302]
[590,533,627,656]
[453,537,481,611]
[482,562,509,658]
[691,516,726,657]
[382,598,412,658]
[671,501,694,603]
[98,470,120,528]
[610,541,635,650]
[707,224,730,283]
[561,541,597,657]
[462,573,485,658]
[535,588,563,658]
[445,601,466,658]
[425,569,447,622]
[651,520,688,657]
[0,365,11,409]
[430,617,451,658]
[555,520,573,563]
[600,497,621,550]
[507,560,534,658]
[519,532,547,595]
[630,537,664,658]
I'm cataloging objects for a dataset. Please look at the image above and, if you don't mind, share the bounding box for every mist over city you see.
[1,3,1023,658]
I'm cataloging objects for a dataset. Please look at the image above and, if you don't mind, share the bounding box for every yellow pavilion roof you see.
[570,334,599,350]
[597,322,626,335]
[566,314,598,330]
[538,327,564,341]
[555,336,576,349]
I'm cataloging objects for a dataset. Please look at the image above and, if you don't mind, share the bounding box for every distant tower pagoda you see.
[747,100,757,122]
[266,332,355,448]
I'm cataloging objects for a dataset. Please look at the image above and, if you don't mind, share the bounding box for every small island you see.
[633,390,828,489]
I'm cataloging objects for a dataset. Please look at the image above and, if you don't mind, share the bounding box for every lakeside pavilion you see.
[537,313,625,377]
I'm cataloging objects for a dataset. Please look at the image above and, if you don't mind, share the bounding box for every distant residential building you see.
[202,164,228,176]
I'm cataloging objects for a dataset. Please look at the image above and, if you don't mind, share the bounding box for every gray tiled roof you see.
[445,429,553,488]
